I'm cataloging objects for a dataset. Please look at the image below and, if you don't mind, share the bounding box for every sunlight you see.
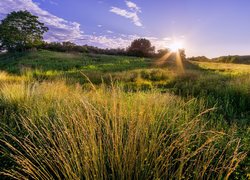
[155,40,185,73]
[155,51,172,66]
[169,41,183,52]
[175,50,184,73]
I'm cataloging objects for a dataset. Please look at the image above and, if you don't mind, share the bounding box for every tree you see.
[0,10,48,52]
[127,38,155,57]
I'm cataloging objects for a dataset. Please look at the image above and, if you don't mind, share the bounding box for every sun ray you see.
[175,50,184,73]
[154,51,173,66]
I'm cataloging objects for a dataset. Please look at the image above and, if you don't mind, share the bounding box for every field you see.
[0,50,249,179]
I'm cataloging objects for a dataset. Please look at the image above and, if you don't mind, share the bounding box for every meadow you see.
[0,50,249,179]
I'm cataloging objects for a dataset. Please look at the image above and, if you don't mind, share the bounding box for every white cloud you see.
[125,1,141,12]
[0,0,170,50]
[79,34,172,51]
[110,1,142,27]
[0,0,137,48]
[110,7,142,27]
[0,0,82,42]
[75,34,139,49]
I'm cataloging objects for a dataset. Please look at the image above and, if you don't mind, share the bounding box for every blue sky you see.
[0,0,250,57]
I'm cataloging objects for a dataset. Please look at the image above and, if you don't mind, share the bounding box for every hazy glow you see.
[155,51,172,66]
[169,42,183,52]
[175,51,184,73]
[155,42,185,73]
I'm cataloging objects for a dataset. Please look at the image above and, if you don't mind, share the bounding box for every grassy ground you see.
[0,50,249,179]
[0,50,151,73]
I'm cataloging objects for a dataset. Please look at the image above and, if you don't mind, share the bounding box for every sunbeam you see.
[154,49,184,73]
[169,42,183,52]
[154,51,173,66]
[175,50,184,73]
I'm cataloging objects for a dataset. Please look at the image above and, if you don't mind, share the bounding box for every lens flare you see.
[169,42,183,52]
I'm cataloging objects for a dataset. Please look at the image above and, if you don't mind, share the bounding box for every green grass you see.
[0,50,249,179]
[0,50,151,73]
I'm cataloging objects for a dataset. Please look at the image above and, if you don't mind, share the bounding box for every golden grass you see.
[0,71,28,83]
[192,61,250,75]
[0,80,247,179]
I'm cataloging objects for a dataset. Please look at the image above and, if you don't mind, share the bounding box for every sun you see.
[169,42,183,52]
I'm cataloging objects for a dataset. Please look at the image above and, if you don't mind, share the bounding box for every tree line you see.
[0,10,185,59]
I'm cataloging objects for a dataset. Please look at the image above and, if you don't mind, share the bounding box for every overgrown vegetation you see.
[0,50,249,179]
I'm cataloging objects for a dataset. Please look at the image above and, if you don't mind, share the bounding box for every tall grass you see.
[0,80,246,179]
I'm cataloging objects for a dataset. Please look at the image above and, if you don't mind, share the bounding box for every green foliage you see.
[189,55,250,65]
[188,56,210,62]
[0,10,48,52]
[213,55,250,64]
[0,50,249,179]
[127,38,155,57]
[42,41,89,53]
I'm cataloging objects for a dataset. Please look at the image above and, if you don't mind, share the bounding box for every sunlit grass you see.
[192,61,250,75]
[0,80,247,179]
[0,50,249,179]
[0,71,28,83]
[154,50,184,74]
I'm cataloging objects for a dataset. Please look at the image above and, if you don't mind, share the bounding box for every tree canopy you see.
[127,38,155,57]
[0,10,48,52]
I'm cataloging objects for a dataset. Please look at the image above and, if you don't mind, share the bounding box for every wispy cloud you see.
[110,1,142,27]
[0,0,132,47]
[106,30,114,34]
[80,34,172,51]
[0,0,82,42]
[125,1,141,12]
[79,35,136,49]
[0,0,169,50]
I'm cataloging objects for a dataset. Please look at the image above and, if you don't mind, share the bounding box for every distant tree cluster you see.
[0,10,186,60]
[40,41,127,55]
[188,56,210,62]
[212,56,237,63]
[41,42,87,53]
[41,39,156,57]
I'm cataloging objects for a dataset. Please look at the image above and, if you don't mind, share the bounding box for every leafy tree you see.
[0,10,48,52]
[127,38,155,57]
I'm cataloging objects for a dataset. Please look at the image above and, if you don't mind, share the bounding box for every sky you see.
[0,0,250,58]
